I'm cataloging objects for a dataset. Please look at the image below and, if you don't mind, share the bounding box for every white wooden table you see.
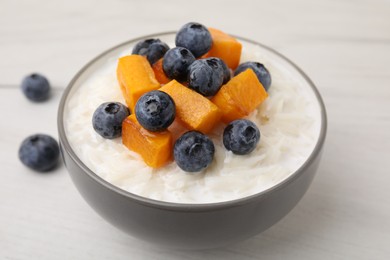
[1,0,390,259]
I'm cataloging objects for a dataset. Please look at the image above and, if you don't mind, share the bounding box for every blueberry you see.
[92,102,130,139]
[188,58,224,97]
[18,134,60,172]
[175,22,212,58]
[135,90,175,132]
[223,119,260,155]
[219,59,231,84]
[132,38,170,65]
[21,73,51,102]
[174,131,215,172]
[234,62,272,91]
[163,47,195,81]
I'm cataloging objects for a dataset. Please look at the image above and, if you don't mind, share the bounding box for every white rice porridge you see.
[64,42,321,204]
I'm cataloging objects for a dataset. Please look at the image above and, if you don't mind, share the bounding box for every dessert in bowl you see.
[58,25,326,249]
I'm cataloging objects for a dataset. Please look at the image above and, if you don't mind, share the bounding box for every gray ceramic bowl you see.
[58,32,327,250]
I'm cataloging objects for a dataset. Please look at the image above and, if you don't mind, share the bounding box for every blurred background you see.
[1,0,389,259]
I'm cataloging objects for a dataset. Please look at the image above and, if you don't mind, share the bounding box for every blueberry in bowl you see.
[132,38,169,65]
[234,61,272,91]
[175,22,212,58]
[174,131,215,172]
[92,102,130,139]
[188,57,225,97]
[135,90,175,132]
[162,47,195,81]
[223,119,260,155]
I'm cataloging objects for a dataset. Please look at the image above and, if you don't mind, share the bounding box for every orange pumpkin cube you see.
[211,69,268,123]
[204,28,242,69]
[122,114,172,168]
[167,119,189,143]
[117,55,160,111]
[152,58,171,85]
[160,80,221,133]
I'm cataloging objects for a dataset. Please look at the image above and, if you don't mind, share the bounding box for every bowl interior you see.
[58,31,327,210]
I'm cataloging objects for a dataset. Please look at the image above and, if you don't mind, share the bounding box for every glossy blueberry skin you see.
[174,131,215,172]
[18,134,60,172]
[92,102,130,139]
[132,38,170,65]
[21,73,51,102]
[234,62,272,91]
[223,119,260,155]
[135,90,175,132]
[163,47,195,81]
[219,59,232,84]
[188,58,225,97]
[175,22,212,58]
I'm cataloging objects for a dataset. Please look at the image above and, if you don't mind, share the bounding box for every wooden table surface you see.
[1,0,390,259]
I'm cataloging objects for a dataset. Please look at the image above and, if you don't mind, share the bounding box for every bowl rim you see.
[58,31,327,212]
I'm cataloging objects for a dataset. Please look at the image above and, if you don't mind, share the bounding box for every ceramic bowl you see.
[57,32,327,250]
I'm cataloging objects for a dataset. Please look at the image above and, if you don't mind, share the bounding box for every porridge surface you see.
[65,45,321,204]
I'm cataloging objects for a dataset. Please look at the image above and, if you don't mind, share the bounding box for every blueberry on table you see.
[163,47,195,82]
[21,73,51,102]
[135,90,175,132]
[174,131,215,172]
[132,38,170,65]
[175,22,212,58]
[188,58,224,97]
[234,62,272,91]
[223,119,260,155]
[92,102,130,139]
[18,134,60,172]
